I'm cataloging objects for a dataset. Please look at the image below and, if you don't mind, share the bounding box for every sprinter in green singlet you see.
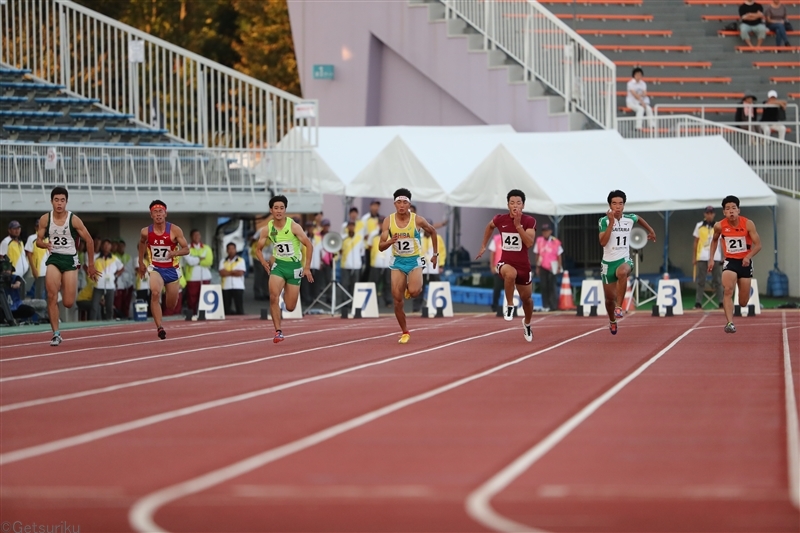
[256,195,314,343]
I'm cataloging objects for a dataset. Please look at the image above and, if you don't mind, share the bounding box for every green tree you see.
[231,0,301,96]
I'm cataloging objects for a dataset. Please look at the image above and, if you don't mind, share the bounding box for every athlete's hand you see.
[430,255,438,270]
[475,247,486,260]
[742,256,751,267]
[647,230,657,242]
[512,210,522,228]
[606,209,615,224]
[136,264,147,279]
[707,260,714,273]
[86,264,100,282]
[260,258,271,274]
[304,267,314,283]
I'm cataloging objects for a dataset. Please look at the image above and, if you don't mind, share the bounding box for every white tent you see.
[624,136,777,209]
[448,130,672,215]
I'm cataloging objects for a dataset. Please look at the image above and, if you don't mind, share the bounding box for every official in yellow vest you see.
[340,220,365,302]
[181,229,214,314]
[219,243,246,315]
[692,206,723,308]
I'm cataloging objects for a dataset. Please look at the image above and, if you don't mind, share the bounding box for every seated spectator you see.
[626,68,654,131]
[765,0,791,47]
[761,90,788,140]
[1,260,36,322]
[739,0,767,48]
[734,94,760,131]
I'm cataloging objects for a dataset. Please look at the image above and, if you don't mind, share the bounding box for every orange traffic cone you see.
[558,270,577,310]
[622,277,636,312]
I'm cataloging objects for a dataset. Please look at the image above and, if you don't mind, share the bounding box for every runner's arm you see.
[292,221,314,272]
[378,217,397,252]
[415,216,438,256]
[72,215,96,269]
[743,219,762,266]
[636,216,657,242]
[475,220,496,259]
[35,214,51,251]
[255,231,273,271]
[170,226,191,257]
[708,223,722,272]
[599,215,614,247]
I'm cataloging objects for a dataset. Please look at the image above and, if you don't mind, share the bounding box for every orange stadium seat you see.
[627,76,731,83]
[771,77,800,82]
[789,93,800,99]
[596,44,692,52]
[538,0,643,4]
[560,14,654,21]
[736,46,800,52]
[754,61,800,68]
[703,14,800,21]
[577,29,673,37]
[619,106,735,114]
[615,91,744,99]
[686,0,800,4]
[719,30,800,37]
[615,60,712,68]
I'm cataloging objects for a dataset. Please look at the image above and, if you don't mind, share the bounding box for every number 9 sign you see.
[198,284,225,319]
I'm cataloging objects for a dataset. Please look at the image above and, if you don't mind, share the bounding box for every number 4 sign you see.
[198,284,225,319]
[578,280,605,316]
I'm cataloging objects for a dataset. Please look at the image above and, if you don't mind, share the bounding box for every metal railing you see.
[617,115,799,197]
[0,0,318,150]
[653,103,800,144]
[442,0,616,129]
[0,141,319,202]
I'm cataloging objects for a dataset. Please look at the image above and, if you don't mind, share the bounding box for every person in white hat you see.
[761,90,787,140]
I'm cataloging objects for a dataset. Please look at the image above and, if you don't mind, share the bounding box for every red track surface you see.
[1,311,798,532]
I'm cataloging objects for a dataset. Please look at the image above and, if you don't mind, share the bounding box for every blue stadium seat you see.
[35,97,100,104]
[0,68,32,75]
[0,96,28,103]
[105,127,169,135]
[0,110,63,118]
[70,112,134,119]
[0,81,64,89]
[3,125,99,133]
[138,142,203,147]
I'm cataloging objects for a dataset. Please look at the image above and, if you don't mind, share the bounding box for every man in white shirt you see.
[339,220,365,303]
[91,239,124,320]
[626,68,654,131]
[692,206,723,309]
[219,242,246,315]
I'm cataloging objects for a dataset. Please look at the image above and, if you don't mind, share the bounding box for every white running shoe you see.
[504,305,514,321]
[522,318,533,342]
[50,334,62,347]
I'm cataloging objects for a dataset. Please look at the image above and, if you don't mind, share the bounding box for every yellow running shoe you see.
[398,333,410,344]
[404,288,411,299]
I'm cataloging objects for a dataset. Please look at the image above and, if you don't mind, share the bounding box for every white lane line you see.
[1,326,157,348]
[464,315,707,533]
[0,325,361,382]
[782,312,800,510]
[0,315,487,382]
[0,315,513,411]
[1,326,523,467]
[0,326,264,363]
[126,324,604,533]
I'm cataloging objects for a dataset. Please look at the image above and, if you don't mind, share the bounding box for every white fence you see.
[442,0,616,129]
[0,0,317,151]
[617,115,799,197]
[0,141,319,203]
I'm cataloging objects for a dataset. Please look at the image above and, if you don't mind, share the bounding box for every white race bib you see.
[150,245,171,261]
[501,232,522,252]
[394,238,415,255]
[724,236,746,253]
[293,267,304,280]
[274,242,295,258]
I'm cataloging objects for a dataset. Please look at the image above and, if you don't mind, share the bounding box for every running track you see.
[1,311,798,532]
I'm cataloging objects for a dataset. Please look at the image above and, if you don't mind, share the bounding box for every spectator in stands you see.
[0,220,29,279]
[413,226,447,313]
[487,232,503,312]
[339,220,364,304]
[734,94,760,132]
[341,207,365,238]
[368,216,393,308]
[765,0,791,47]
[761,89,788,140]
[626,68,654,131]
[693,206,723,309]
[533,223,563,312]
[1,259,36,323]
[24,218,48,300]
[219,242,246,315]
[182,229,214,314]
[114,239,134,318]
[739,0,767,48]
[92,239,124,320]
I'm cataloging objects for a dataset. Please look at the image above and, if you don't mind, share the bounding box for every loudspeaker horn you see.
[322,232,343,254]
[630,226,648,250]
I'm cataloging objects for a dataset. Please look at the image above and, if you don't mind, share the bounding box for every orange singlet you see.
[720,216,751,260]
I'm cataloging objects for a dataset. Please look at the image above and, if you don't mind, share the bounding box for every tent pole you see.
[771,205,778,270]
[663,210,670,275]
[343,196,353,225]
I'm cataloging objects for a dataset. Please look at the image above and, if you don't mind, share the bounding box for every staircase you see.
[412,0,617,131]
[540,0,800,142]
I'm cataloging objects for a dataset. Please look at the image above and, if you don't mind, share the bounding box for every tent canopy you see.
[276,125,777,214]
